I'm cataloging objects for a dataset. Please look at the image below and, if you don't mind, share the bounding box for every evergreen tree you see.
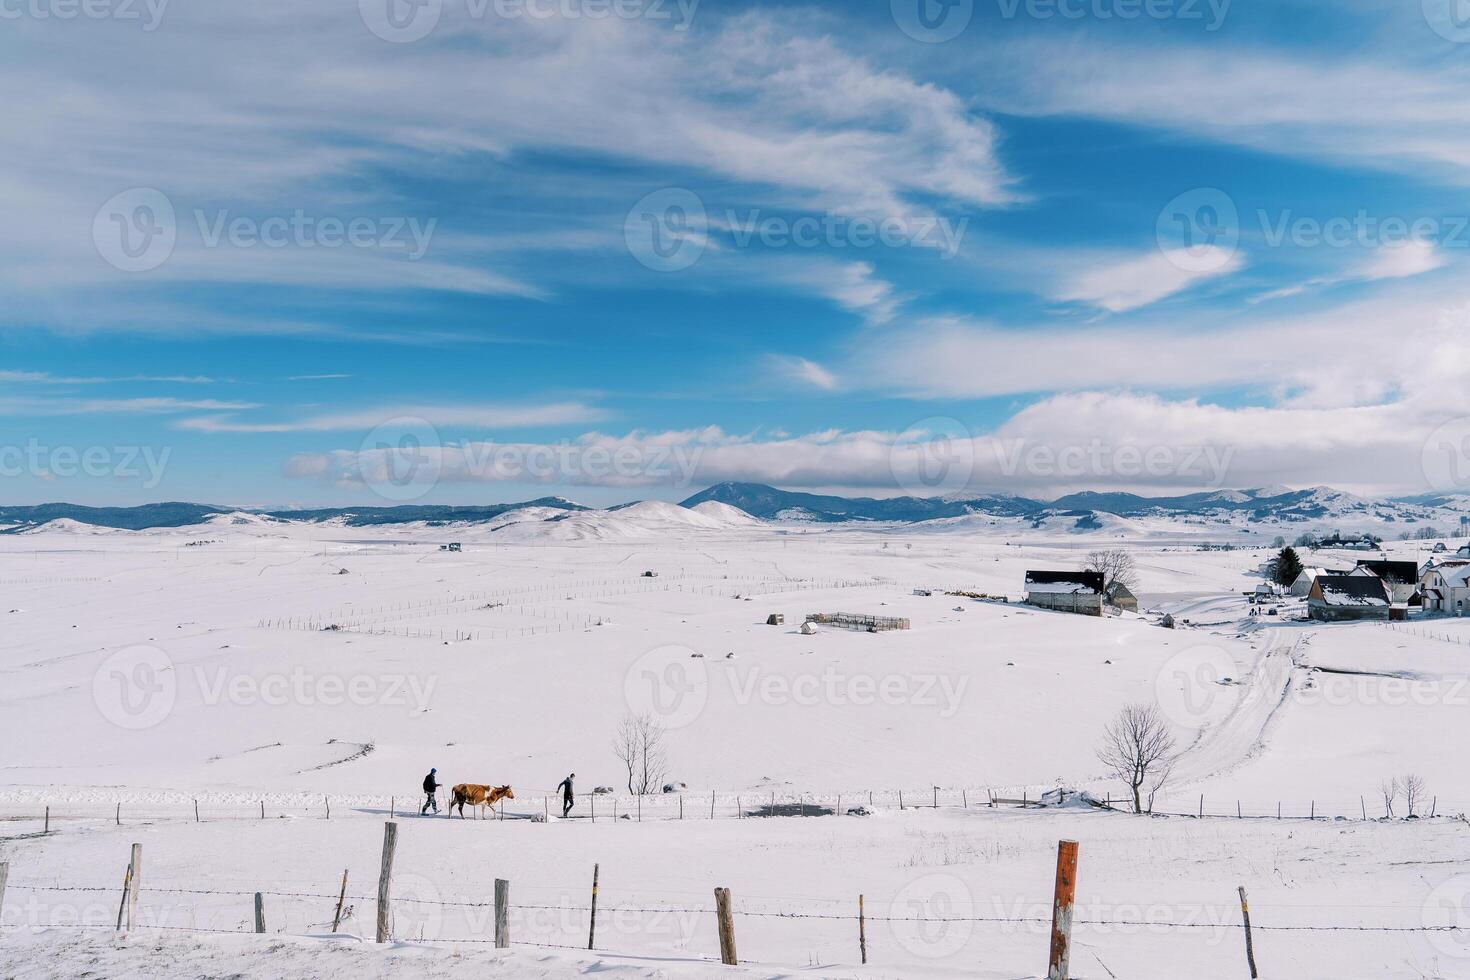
[1275,546,1305,587]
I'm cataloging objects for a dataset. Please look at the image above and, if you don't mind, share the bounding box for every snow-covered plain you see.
[3,508,1469,977]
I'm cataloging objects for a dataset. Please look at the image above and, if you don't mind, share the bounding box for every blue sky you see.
[5,0,1470,507]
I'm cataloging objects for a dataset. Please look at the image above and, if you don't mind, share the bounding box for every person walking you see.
[421,768,440,815]
[557,772,575,818]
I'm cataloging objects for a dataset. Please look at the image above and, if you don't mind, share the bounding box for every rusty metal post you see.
[1047,840,1079,980]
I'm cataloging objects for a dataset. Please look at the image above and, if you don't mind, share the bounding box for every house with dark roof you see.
[1308,575,1391,622]
[1351,560,1420,603]
[1024,570,1106,617]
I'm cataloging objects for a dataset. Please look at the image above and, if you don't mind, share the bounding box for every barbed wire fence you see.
[2,831,1464,976]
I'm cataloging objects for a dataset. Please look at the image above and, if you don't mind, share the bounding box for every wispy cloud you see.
[176,402,607,434]
[1054,248,1243,313]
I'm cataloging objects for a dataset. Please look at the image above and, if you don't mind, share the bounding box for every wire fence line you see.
[1,786,1462,839]
[6,880,1458,933]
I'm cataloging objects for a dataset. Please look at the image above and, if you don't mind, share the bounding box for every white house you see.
[1290,567,1339,597]
[1421,560,1470,616]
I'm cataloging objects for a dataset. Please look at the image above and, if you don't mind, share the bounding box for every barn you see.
[1351,560,1420,604]
[1024,570,1106,617]
[1308,575,1391,622]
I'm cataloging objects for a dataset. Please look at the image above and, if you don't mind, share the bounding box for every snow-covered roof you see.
[1025,570,1104,595]
[1311,575,1390,607]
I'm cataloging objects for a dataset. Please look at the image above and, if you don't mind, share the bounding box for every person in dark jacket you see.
[422,768,439,815]
[557,773,575,818]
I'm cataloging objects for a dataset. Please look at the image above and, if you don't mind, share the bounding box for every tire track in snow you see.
[1170,628,1302,786]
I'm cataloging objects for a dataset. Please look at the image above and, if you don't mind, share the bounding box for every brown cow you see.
[449,783,514,819]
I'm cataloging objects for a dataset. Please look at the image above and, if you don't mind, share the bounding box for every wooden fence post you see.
[494,879,510,948]
[858,893,867,965]
[115,803,120,826]
[1047,841,1079,980]
[114,863,131,932]
[711,792,716,819]
[714,887,737,966]
[194,800,199,823]
[126,843,142,933]
[1237,886,1259,978]
[376,822,398,943]
[0,862,8,931]
[587,864,600,950]
[44,807,49,834]
[332,870,348,933]
[254,893,266,933]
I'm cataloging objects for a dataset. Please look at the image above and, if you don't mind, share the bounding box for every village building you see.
[1421,560,1470,616]
[1308,575,1391,622]
[1024,570,1106,617]
[1289,566,1341,597]
[1105,581,1138,613]
[1350,560,1420,604]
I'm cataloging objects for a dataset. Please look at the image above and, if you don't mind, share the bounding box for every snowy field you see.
[2,509,1470,977]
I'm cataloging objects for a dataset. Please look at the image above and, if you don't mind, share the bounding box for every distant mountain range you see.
[680,482,1470,529]
[1,484,1467,532]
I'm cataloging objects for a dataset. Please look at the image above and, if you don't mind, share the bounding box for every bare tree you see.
[1087,549,1139,596]
[1379,776,1399,817]
[1402,773,1428,817]
[1097,704,1177,814]
[612,713,670,795]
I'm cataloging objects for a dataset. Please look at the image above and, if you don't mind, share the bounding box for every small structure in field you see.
[1023,570,1105,617]
[439,542,462,552]
[642,570,658,578]
[766,613,785,626]
[1105,581,1138,612]
[1308,575,1390,622]
[804,612,910,633]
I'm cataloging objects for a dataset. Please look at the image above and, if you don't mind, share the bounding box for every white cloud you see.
[964,37,1470,186]
[176,402,606,434]
[1054,247,1243,313]
[1358,240,1448,280]
[0,397,257,416]
[841,274,1470,410]
[1,6,1012,317]
[771,356,840,391]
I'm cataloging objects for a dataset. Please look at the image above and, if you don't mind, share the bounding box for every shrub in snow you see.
[662,782,687,793]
